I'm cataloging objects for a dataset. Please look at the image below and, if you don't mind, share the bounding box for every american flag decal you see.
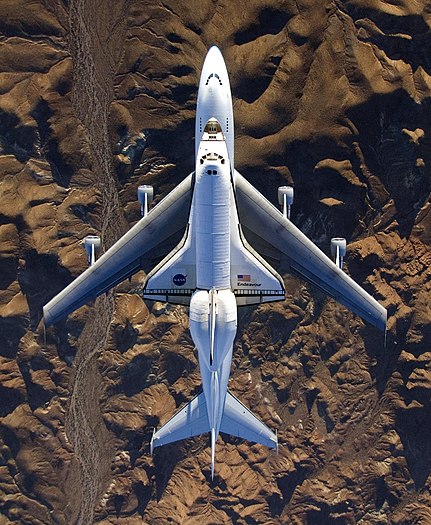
[237,274,251,282]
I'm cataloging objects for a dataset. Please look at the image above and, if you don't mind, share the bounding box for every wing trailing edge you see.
[220,390,278,449]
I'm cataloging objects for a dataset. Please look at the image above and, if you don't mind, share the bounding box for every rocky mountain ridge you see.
[1,1,431,524]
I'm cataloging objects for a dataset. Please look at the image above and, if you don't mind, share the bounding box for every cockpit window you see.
[200,153,225,164]
[205,73,223,86]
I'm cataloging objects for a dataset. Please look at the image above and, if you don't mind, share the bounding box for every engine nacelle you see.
[331,237,346,269]
[278,186,294,219]
[137,185,154,217]
[84,235,101,266]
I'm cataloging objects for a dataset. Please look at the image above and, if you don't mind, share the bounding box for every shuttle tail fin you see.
[220,390,278,449]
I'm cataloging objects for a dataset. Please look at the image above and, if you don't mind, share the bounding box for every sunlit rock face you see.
[0,1,431,524]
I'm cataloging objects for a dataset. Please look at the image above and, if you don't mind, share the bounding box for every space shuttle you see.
[43,46,386,479]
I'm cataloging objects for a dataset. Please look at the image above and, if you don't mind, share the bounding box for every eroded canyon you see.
[1,1,431,524]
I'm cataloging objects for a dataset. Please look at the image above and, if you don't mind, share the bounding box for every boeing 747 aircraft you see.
[43,46,387,479]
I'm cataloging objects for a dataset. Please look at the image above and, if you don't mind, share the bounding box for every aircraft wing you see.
[43,173,194,327]
[234,171,387,331]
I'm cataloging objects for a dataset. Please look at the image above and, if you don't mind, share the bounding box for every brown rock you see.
[2,0,431,524]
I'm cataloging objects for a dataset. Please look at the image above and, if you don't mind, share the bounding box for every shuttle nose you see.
[202,45,227,72]
[207,45,223,60]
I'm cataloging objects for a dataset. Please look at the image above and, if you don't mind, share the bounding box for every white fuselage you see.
[195,46,234,173]
[189,47,237,439]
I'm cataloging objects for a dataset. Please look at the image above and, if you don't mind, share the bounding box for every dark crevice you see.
[162,350,195,385]
[119,353,155,397]
[397,404,431,488]
[306,501,351,525]
[0,316,28,359]
[153,443,185,499]
[31,99,74,187]
[18,361,55,410]
[234,8,291,45]
[347,92,431,237]
[18,250,73,329]
[0,385,25,417]
[235,74,274,104]
[171,64,194,77]
[114,321,139,353]
[0,110,37,162]
[269,466,308,516]
[0,258,18,290]
[166,32,183,44]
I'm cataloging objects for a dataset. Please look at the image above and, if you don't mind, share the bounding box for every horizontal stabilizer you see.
[220,391,277,449]
[151,391,209,450]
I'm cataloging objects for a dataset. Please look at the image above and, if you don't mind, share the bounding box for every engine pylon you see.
[331,237,347,269]
[278,186,294,220]
[137,185,154,217]
[84,235,101,266]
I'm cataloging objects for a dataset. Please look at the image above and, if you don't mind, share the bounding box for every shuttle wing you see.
[43,174,194,327]
[234,171,387,331]
[143,222,196,306]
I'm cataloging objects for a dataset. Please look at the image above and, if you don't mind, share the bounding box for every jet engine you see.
[278,186,294,220]
[137,185,154,217]
[84,235,101,266]
[331,237,346,269]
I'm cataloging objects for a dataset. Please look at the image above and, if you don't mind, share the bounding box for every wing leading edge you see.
[234,171,387,331]
[43,173,194,327]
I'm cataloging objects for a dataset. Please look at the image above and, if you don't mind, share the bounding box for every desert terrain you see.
[1,0,431,524]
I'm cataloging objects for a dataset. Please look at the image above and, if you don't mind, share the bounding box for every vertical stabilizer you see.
[209,289,216,366]
[211,428,216,480]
